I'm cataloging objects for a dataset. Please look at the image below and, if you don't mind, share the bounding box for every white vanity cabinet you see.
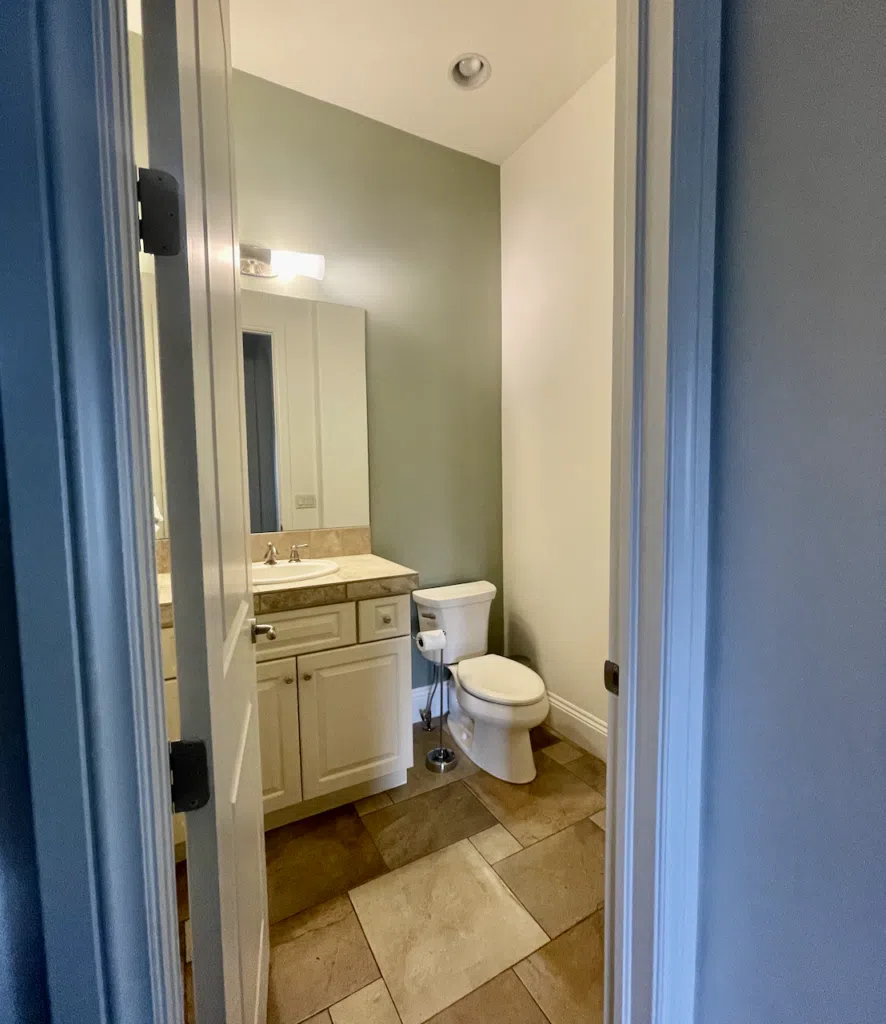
[297,637,412,799]
[161,592,412,835]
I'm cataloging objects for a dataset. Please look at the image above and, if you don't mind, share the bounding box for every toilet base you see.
[448,680,547,785]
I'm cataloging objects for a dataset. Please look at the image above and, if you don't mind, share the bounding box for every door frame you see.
[0,0,180,1020]
[608,0,722,1021]
[1,0,723,1019]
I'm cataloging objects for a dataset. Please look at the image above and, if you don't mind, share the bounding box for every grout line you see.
[380,978,403,1024]
[511,965,555,1024]
[347,891,385,985]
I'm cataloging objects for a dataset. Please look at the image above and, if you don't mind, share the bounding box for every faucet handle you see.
[263,543,278,565]
[289,543,309,563]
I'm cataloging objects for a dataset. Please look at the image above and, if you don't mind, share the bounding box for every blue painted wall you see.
[0,400,49,1023]
[697,1,886,1020]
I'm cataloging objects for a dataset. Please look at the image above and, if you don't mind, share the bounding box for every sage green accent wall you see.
[230,74,503,663]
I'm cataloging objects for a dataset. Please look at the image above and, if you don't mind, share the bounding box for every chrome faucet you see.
[289,543,309,563]
[263,543,278,565]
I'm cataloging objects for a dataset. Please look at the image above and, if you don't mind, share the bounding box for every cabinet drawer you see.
[254,602,357,662]
[161,628,177,680]
[358,594,411,643]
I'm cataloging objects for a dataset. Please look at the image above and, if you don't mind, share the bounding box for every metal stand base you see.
[426,747,458,774]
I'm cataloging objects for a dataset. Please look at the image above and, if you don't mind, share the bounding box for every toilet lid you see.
[456,655,545,707]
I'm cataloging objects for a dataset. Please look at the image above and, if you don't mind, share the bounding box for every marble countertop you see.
[158,553,418,627]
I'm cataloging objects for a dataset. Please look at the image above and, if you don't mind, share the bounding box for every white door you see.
[256,657,302,812]
[141,1,269,1021]
[298,637,412,799]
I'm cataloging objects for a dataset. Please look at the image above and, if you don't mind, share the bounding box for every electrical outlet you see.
[295,494,317,509]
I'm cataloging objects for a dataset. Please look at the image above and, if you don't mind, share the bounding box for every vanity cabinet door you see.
[256,657,302,813]
[297,637,412,800]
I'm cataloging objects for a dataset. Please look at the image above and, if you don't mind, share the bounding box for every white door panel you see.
[142,0,269,1020]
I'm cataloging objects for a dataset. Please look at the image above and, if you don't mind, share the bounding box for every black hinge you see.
[169,740,210,813]
[604,659,620,697]
[137,167,182,256]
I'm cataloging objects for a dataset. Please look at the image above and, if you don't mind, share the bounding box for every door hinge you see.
[137,167,182,256]
[169,740,210,813]
[604,659,620,697]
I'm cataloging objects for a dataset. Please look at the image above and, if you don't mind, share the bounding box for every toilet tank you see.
[412,581,497,664]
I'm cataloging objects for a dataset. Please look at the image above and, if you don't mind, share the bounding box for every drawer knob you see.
[303,673,313,682]
[382,615,392,625]
[283,676,294,685]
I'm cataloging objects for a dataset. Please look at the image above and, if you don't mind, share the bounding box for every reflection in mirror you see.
[242,331,279,532]
[240,291,369,532]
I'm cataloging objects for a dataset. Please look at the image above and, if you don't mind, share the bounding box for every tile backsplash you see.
[155,526,371,575]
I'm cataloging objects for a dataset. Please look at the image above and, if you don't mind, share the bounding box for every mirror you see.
[143,274,370,538]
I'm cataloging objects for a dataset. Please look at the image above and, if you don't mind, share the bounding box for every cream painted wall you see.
[500,58,616,755]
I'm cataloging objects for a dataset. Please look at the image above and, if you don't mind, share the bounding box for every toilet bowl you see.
[412,582,549,784]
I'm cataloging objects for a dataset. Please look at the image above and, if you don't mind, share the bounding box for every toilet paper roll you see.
[415,629,446,653]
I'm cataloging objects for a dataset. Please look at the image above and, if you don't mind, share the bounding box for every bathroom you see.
[130,2,615,1021]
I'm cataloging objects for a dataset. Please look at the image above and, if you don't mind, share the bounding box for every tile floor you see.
[181,723,608,1024]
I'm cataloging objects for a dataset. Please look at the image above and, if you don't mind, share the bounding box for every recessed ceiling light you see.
[449,53,491,90]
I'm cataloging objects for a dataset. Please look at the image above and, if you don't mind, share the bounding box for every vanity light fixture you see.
[239,243,326,281]
[449,53,491,90]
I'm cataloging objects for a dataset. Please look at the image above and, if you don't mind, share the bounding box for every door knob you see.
[251,621,277,643]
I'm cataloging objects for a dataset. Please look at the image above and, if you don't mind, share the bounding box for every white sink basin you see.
[252,559,338,586]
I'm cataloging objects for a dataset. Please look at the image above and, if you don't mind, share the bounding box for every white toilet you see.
[412,581,549,784]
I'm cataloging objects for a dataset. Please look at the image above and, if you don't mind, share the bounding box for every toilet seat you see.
[455,654,545,707]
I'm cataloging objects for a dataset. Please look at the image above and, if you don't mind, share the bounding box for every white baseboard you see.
[545,691,608,762]
[413,683,608,763]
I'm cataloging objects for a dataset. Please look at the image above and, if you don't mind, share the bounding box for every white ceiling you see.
[130,0,616,164]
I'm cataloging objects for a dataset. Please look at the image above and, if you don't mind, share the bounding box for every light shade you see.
[270,250,326,281]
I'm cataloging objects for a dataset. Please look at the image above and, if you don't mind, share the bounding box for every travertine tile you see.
[425,970,548,1024]
[268,896,380,1024]
[155,537,171,574]
[362,781,496,870]
[590,809,606,832]
[350,840,547,1024]
[529,725,560,751]
[346,575,419,601]
[303,1014,332,1024]
[354,792,394,817]
[469,824,522,865]
[563,753,607,797]
[515,912,604,1024]
[330,979,400,1024]
[265,805,387,923]
[494,818,605,937]
[388,723,479,804]
[257,583,348,614]
[464,753,605,847]
[541,741,583,766]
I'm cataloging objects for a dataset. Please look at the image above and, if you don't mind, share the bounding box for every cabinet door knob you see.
[303,673,313,682]
[382,615,392,625]
[283,676,294,685]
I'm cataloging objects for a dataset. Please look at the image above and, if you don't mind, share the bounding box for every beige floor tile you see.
[330,979,400,1024]
[425,969,548,1023]
[590,809,606,831]
[303,1015,332,1024]
[350,840,548,1024]
[495,818,605,937]
[541,741,583,766]
[268,896,380,1024]
[355,792,395,817]
[362,781,496,870]
[563,753,607,796]
[389,723,479,804]
[469,824,522,865]
[514,912,604,1024]
[265,804,388,923]
[529,725,560,750]
[464,753,606,847]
